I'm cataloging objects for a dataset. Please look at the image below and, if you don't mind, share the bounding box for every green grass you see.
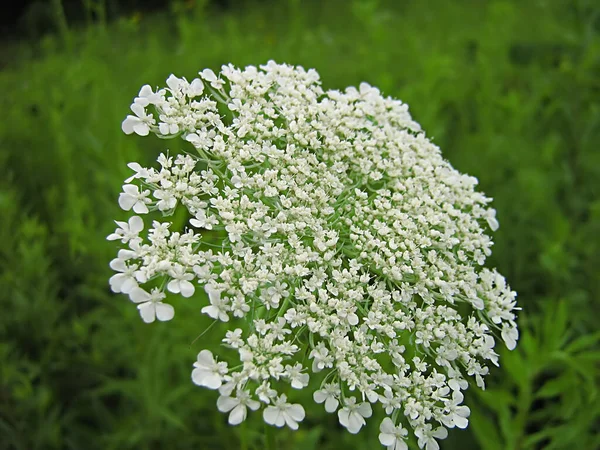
[1,0,599,449]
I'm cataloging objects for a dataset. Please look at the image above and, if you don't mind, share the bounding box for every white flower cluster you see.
[109,61,518,449]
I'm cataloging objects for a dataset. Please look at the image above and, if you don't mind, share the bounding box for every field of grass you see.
[1,0,599,449]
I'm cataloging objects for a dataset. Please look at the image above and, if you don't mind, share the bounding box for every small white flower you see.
[313,383,340,413]
[201,285,229,322]
[109,258,138,294]
[199,68,225,90]
[337,397,372,434]
[134,84,164,107]
[154,189,178,211]
[121,103,155,136]
[192,349,228,389]
[256,382,277,404]
[119,184,151,214]
[124,162,149,183]
[166,266,195,298]
[166,74,185,92]
[217,390,260,425]
[309,342,333,372]
[415,425,448,450]
[107,215,144,243]
[223,329,244,348]
[190,209,218,230]
[441,390,470,429]
[285,363,309,389]
[379,417,408,450]
[263,394,305,430]
[129,287,174,323]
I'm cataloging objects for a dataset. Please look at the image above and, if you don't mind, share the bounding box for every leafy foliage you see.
[1,0,598,449]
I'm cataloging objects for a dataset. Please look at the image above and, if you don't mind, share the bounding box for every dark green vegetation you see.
[1,0,599,449]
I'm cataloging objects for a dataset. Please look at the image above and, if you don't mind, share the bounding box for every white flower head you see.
[111,62,519,446]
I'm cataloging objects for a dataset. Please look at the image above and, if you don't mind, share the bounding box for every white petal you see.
[395,440,408,450]
[379,432,396,446]
[228,404,247,425]
[191,368,209,386]
[202,373,222,389]
[283,414,299,430]
[337,409,350,427]
[128,215,144,233]
[155,302,174,321]
[358,402,372,418]
[313,390,327,404]
[109,258,126,272]
[121,116,138,134]
[133,201,149,214]
[120,277,137,294]
[159,123,169,135]
[287,404,305,422]
[217,395,238,413]
[247,399,260,411]
[346,413,365,434]
[134,96,149,107]
[138,302,156,323]
[118,193,137,211]
[426,439,440,450]
[380,417,396,435]
[263,407,280,426]
[432,427,448,439]
[129,287,150,303]
[196,349,215,367]
[167,279,181,294]
[166,74,182,91]
[325,396,339,413]
[201,305,219,319]
[502,327,517,350]
[190,78,204,96]
[454,415,469,429]
[179,280,195,298]
[200,68,217,82]
[130,103,146,117]
[133,122,150,136]
[139,84,154,98]
[109,274,124,293]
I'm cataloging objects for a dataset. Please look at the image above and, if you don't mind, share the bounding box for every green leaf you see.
[565,331,600,354]
[469,406,504,450]
[501,347,530,390]
[536,373,575,399]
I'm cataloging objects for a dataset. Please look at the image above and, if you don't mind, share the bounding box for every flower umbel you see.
[109,62,519,446]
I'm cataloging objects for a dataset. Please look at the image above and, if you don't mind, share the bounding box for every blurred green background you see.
[1,0,599,449]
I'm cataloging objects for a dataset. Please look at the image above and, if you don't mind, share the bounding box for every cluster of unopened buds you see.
[108,61,519,450]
